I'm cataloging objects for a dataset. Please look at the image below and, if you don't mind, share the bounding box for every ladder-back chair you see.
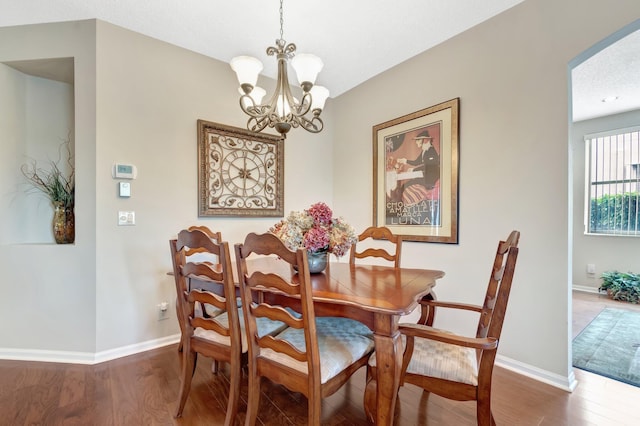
[366,230,520,426]
[169,228,240,425]
[236,232,375,426]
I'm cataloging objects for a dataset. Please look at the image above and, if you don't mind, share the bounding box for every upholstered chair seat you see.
[194,307,289,352]
[264,317,374,383]
[368,329,478,386]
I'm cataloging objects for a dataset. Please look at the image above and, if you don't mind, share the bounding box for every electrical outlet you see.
[157,302,169,321]
[587,263,596,274]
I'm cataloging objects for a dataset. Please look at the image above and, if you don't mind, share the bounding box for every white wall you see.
[23,75,74,243]
[0,21,97,354]
[572,109,640,290]
[0,68,74,245]
[0,18,334,360]
[333,0,640,384]
[0,64,26,245]
[93,21,335,352]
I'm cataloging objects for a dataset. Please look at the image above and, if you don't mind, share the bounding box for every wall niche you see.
[0,57,75,244]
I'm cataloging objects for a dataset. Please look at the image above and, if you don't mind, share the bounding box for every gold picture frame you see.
[373,98,459,243]
[198,120,284,217]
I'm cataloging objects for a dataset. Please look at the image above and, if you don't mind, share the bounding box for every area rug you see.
[573,308,640,387]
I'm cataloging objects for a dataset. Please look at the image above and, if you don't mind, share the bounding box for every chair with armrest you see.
[365,230,520,426]
[236,232,375,426]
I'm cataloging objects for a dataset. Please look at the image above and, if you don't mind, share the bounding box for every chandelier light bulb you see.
[291,53,324,90]
[276,96,289,117]
[230,56,263,91]
[276,94,299,117]
[309,85,330,112]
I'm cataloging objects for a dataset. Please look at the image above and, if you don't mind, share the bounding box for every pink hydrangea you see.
[306,202,333,226]
[270,202,357,257]
[302,226,330,253]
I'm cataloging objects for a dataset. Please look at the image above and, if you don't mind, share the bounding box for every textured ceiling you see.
[0,0,637,122]
[0,0,525,96]
[572,28,640,122]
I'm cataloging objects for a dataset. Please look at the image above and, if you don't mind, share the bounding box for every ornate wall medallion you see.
[198,120,284,217]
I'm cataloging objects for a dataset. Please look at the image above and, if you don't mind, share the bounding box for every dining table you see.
[181,257,444,425]
[236,257,445,425]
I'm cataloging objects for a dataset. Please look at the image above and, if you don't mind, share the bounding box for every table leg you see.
[368,313,402,425]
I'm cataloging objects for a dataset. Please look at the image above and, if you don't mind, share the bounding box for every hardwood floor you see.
[572,289,640,338]
[2,292,640,425]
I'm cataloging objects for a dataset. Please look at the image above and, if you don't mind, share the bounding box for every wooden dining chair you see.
[349,226,403,267]
[170,228,288,425]
[169,228,240,425]
[350,226,438,326]
[235,232,376,426]
[365,230,520,426]
[170,225,222,352]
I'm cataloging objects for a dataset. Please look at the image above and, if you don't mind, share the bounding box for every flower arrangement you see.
[270,202,358,257]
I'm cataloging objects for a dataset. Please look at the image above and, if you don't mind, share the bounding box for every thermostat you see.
[112,163,137,179]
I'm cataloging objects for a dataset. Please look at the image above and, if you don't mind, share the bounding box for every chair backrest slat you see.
[182,262,225,285]
[349,226,402,268]
[258,335,308,362]
[252,303,304,329]
[246,271,301,296]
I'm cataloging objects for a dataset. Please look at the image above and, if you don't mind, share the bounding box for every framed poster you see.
[373,98,459,243]
[198,120,284,217]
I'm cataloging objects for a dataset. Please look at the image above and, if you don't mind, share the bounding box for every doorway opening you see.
[569,20,640,386]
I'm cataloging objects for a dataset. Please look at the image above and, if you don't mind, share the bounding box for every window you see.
[585,126,640,235]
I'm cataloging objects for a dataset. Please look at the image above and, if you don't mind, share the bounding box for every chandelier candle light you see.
[230,0,329,136]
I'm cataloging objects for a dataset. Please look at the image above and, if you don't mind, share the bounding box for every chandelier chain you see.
[279,0,284,40]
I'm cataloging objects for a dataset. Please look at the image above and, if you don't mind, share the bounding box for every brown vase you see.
[53,202,75,244]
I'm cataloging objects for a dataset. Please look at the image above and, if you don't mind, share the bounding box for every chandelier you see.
[230,0,329,136]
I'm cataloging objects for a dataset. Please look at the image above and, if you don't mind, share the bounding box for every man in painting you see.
[397,130,440,190]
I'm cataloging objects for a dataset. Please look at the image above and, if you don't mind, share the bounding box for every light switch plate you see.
[118,211,135,226]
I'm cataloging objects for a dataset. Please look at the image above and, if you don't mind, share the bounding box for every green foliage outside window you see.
[589,192,640,234]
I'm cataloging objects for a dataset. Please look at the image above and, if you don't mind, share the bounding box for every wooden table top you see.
[172,256,444,316]
[243,257,445,316]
